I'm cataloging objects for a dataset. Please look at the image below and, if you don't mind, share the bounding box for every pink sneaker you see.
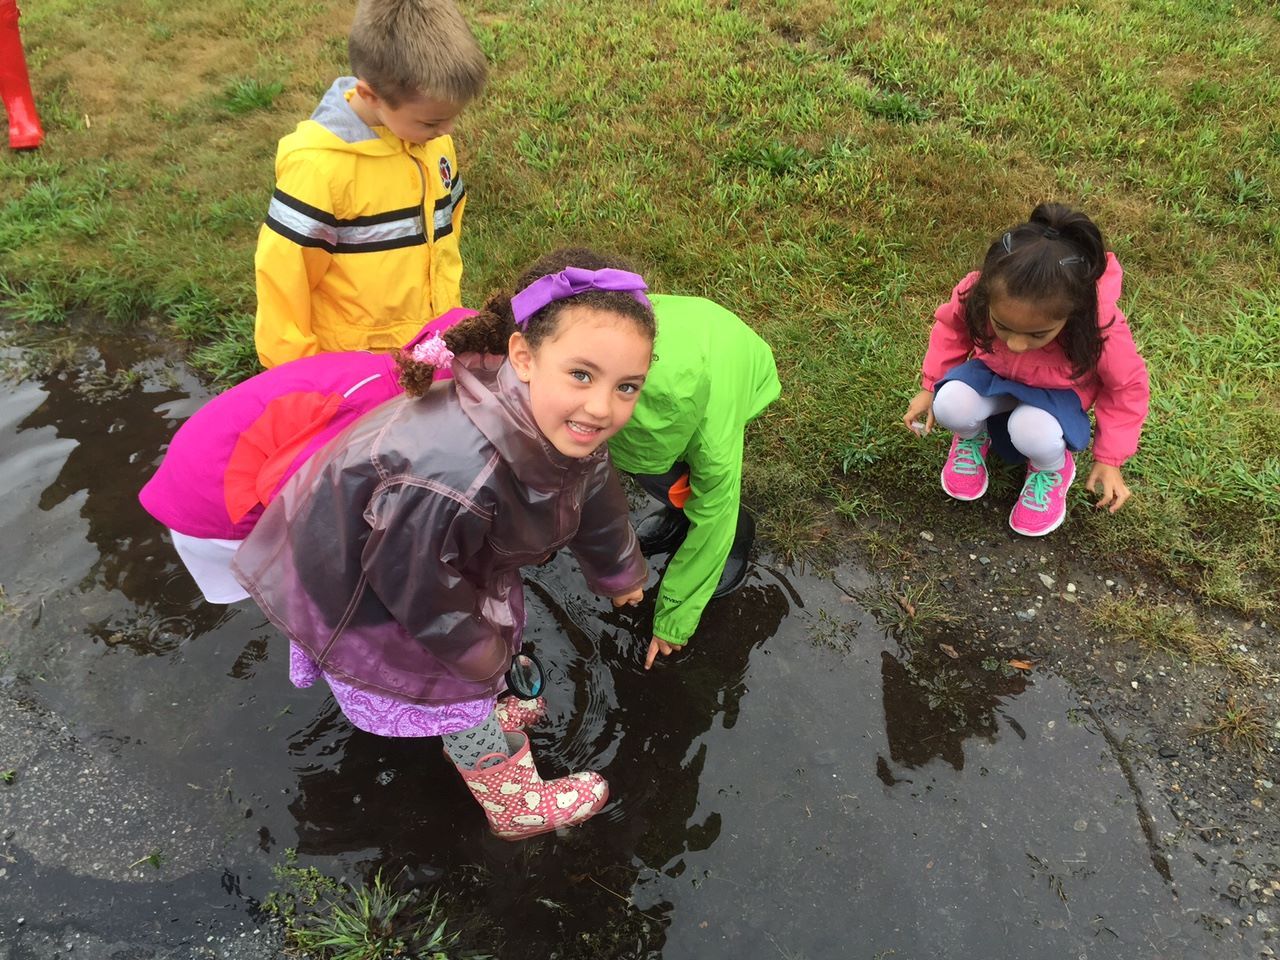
[494,695,547,732]
[1009,452,1076,537]
[454,731,609,840]
[940,433,991,501]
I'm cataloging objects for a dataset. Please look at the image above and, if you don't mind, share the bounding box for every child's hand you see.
[903,389,935,436]
[644,636,678,670]
[1087,463,1131,513]
[612,587,643,608]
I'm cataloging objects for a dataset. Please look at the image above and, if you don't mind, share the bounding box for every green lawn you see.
[3,0,1278,611]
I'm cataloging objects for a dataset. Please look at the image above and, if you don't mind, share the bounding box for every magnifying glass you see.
[504,650,545,700]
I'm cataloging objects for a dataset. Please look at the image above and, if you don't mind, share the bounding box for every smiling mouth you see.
[566,420,606,438]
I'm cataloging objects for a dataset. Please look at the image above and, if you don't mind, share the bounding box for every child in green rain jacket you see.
[609,293,780,669]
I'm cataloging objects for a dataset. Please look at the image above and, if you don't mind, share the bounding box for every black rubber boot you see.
[635,506,691,556]
[711,508,755,599]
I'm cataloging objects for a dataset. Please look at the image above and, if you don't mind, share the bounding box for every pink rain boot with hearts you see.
[494,695,547,732]
[455,731,608,840]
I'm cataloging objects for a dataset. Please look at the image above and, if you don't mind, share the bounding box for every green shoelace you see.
[1019,468,1065,512]
[951,436,987,475]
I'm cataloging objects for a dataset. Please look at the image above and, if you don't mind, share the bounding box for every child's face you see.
[354,81,465,145]
[508,306,653,458]
[988,284,1069,354]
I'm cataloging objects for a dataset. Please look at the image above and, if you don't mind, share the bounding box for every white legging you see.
[933,380,1067,471]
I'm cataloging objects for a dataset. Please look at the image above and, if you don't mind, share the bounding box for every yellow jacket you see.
[253,78,466,368]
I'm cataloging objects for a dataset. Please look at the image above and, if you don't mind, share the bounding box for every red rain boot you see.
[494,694,547,732]
[455,731,608,841]
[1,0,45,150]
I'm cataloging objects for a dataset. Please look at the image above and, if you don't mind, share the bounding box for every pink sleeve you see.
[1090,311,1150,466]
[921,273,979,390]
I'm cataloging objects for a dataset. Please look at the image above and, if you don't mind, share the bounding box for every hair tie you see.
[409,335,455,369]
[1042,226,1061,240]
[510,267,652,328]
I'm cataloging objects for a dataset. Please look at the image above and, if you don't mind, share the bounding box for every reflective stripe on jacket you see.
[254,78,466,368]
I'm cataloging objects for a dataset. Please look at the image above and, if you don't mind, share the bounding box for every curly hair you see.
[396,248,657,398]
[960,202,1111,380]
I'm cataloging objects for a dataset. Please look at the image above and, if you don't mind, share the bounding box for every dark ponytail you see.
[396,247,656,398]
[960,203,1111,379]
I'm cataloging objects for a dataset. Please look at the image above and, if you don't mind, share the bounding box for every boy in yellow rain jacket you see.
[254,0,487,368]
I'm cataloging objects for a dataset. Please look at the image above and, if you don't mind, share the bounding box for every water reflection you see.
[879,646,1029,774]
[7,340,227,647]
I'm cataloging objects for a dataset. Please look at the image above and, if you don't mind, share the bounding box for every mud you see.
[0,328,1276,959]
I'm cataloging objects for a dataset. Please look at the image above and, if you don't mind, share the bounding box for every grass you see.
[264,852,489,960]
[865,580,958,642]
[1089,595,1265,683]
[1193,693,1271,760]
[3,0,1279,611]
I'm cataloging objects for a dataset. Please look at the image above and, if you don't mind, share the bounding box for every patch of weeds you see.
[980,657,1023,679]
[221,77,286,116]
[720,140,811,177]
[839,422,889,473]
[0,276,69,325]
[1193,694,1269,759]
[264,851,491,960]
[1,769,15,784]
[865,90,932,123]
[811,608,859,655]
[262,848,343,924]
[1186,78,1226,108]
[915,666,978,723]
[1089,597,1262,682]
[76,367,144,403]
[514,130,566,172]
[188,313,258,384]
[1226,169,1270,208]
[865,581,957,641]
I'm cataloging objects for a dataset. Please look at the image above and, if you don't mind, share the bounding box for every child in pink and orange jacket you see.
[139,309,470,603]
[902,203,1150,537]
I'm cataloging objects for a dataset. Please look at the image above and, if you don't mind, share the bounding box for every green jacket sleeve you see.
[650,421,743,647]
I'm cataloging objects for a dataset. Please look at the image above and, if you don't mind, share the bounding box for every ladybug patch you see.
[439,157,453,189]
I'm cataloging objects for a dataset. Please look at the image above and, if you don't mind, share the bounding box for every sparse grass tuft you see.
[866,581,958,642]
[1193,694,1271,759]
[1090,597,1264,683]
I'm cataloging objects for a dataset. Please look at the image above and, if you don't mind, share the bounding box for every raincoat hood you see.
[286,77,407,158]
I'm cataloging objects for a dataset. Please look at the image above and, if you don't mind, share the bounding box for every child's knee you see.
[1006,405,1066,462]
[932,381,985,434]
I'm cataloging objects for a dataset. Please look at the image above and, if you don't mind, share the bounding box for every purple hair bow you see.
[510,267,652,327]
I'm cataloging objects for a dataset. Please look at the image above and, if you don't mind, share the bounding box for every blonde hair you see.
[348,0,488,107]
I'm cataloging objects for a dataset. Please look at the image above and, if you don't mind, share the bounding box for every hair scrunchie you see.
[409,335,455,369]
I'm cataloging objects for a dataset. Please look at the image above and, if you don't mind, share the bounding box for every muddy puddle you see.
[0,332,1250,958]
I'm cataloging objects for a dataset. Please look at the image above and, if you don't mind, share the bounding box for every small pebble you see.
[1038,573,1055,588]
[1066,582,1076,593]
[1115,661,1127,675]
[920,530,934,542]
[1073,818,1088,832]
[1016,609,1036,622]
